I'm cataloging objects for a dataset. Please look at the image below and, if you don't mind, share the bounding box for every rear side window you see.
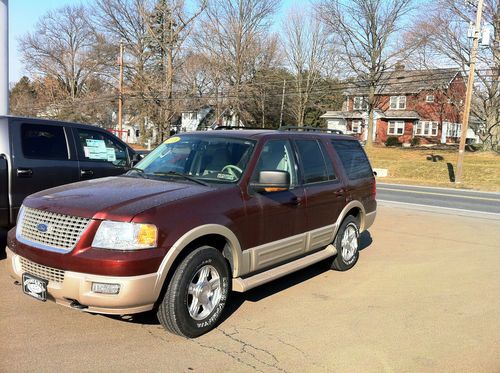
[21,123,68,160]
[332,140,373,180]
[295,140,336,184]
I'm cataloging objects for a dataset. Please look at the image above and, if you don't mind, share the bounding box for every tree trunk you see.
[365,84,375,148]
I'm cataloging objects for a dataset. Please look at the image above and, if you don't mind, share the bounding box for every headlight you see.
[92,221,158,250]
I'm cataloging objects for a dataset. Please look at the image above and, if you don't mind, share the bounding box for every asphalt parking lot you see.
[1,204,499,372]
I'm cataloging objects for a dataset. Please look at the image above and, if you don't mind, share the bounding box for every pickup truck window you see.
[295,140,336,184]
[21,123,68,160]
[76,129,128,167]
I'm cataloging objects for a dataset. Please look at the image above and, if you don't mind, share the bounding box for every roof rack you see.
[278,126,344,135]
[213,126,276,130]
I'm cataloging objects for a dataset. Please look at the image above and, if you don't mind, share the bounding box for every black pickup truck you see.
[0,116,142,229]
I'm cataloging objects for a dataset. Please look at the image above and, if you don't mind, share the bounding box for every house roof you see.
[320,111,365,119]
[381,110,420,119]
[344,68,461,96]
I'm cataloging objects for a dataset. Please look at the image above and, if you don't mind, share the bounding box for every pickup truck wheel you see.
[330,216,360,271]
[157,246,230,338]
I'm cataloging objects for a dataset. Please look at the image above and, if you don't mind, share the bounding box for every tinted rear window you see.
[332,140,373,180]
[21,123,68,160]
[296,140,336,184]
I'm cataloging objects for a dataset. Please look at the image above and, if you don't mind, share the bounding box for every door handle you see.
[333,189,345,197]
[286,197,303,206]
[80,169,94,177]
[16,168,33,177]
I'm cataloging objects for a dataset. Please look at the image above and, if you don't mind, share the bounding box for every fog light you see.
[91,282,120,294]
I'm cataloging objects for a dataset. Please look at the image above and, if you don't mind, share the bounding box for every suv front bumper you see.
[7,247,159,315]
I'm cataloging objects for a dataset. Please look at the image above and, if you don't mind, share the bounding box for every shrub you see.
[411,137,420,146]
[385,136,401,147]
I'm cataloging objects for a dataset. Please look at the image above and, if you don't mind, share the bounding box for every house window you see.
[351,120,362,134]
[426,95,435,103]
[390,96,406,109]
[388,121,405,135]
[353,97,367,110]
[416,121,438,136]
[447,123,462,138]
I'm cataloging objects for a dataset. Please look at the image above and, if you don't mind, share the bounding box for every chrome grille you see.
[19,207,91,252]
[20,256,65,283]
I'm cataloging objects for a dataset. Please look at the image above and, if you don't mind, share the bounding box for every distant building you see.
[321,66,476,144]
[179,106,245,132]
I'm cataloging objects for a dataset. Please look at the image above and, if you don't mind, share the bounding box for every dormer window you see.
[353,97,368,110]
[426,95,435,103]
[390,96,406,110]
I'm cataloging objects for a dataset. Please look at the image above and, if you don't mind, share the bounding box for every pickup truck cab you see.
[7,129,376,337]
[0,116,141,229]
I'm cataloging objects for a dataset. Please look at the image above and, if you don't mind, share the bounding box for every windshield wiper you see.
[153,171,208,186]
[127,167,148,179]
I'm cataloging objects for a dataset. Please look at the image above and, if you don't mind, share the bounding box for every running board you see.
[232,244,337,292]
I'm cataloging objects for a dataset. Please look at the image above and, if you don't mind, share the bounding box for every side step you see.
[232,244,337,292]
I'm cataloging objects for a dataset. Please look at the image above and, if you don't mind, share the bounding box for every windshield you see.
[130,135,255,184]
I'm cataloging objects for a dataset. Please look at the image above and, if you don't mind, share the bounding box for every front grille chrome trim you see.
[16,206,91,253]
[19,256,65,283]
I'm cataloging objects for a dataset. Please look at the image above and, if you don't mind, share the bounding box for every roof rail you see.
[213,126,276,130]
[278,126,344,135]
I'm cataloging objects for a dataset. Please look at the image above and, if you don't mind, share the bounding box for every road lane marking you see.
[378,182,500,196]
[378,200,500,220]
[377,187,500,202]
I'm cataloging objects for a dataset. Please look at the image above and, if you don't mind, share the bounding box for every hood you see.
[24,176,212,222]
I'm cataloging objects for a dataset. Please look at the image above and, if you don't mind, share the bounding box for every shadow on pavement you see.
[108,230,375,328]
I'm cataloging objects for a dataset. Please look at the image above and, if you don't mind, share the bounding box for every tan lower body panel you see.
[7,247,158,315]
[232,244,337,292]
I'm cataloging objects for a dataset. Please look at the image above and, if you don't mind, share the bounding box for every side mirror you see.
[130,153,143,167]
[249,170,290,193]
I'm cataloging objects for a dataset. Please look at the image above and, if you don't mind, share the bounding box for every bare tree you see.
[196,0,280,125]
[20,5,110,100]
[282,9,329,126]
[316,0,415,147]
[408,0,499,150]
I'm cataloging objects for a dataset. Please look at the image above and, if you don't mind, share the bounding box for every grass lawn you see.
[364,146,500,192]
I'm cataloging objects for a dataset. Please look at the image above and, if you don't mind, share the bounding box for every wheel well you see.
[153,234,232,310]
[345,207,362,227]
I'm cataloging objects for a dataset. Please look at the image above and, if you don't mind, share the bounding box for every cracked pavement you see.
[1,205,499,372]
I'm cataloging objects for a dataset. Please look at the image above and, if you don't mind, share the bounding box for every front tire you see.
[157,246,230,338]
[330,216,360,271]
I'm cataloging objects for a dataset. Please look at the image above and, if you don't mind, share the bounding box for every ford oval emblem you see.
[36,223,49,233]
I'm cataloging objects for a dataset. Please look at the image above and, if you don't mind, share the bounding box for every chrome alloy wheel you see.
[341,223,358,262]
[187,265,222,321]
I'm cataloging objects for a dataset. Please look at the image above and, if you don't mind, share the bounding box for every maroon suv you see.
[7,130,376,337]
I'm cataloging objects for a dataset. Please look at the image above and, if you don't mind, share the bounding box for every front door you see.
[242,139,306,272]
[71,127,131,180]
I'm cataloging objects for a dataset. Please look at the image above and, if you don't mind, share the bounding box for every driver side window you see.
[252,140,297,187]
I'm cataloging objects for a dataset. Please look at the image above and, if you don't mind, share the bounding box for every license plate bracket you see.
[22,273,48,302]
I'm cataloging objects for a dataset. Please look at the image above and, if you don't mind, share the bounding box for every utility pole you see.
[279,79,286,127]
[456,0,484,184]
[118,41,124,140]
[0,0,8,116]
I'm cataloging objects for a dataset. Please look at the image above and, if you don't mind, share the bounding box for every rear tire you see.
[157,246,230,338]
[330,216,360,271]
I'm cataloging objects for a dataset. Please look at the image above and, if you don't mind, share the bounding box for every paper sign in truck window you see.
[85,139,108,160]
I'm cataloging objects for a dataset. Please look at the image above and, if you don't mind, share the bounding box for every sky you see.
[7,0,298,85]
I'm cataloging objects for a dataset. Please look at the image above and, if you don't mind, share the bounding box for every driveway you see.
[1,205,499,372]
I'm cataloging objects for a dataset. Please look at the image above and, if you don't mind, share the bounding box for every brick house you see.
[321,66,468,144]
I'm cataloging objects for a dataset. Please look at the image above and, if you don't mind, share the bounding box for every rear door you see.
[9,120,79,220]
[294,138,346,249]
[71,127,131,180]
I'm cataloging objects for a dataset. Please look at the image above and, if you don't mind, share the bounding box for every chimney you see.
[395,62,405,71]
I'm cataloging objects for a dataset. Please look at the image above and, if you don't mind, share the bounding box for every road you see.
[377,182,500,215]
[1,204,499,372]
